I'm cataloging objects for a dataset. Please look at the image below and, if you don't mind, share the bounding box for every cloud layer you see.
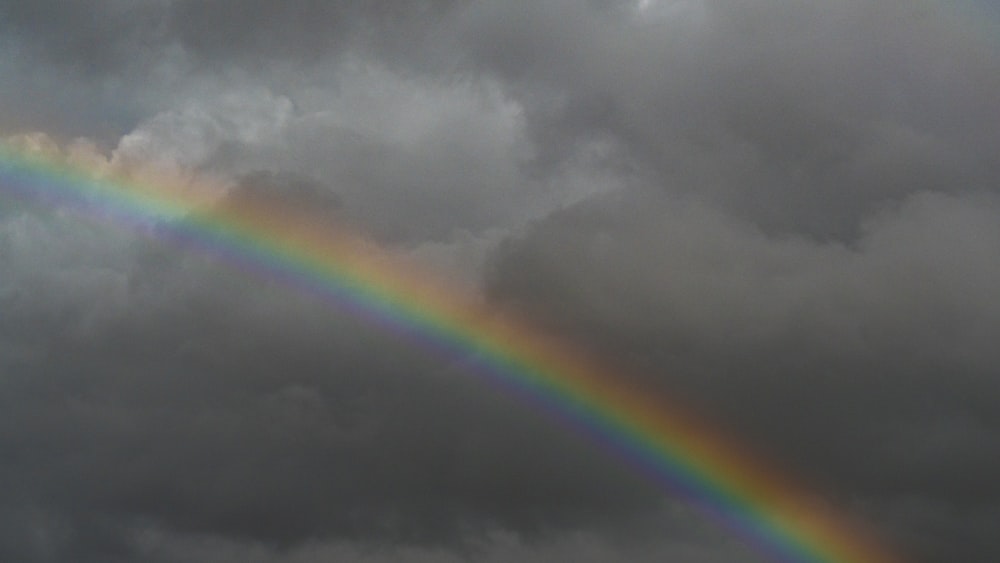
[2,1,999,561]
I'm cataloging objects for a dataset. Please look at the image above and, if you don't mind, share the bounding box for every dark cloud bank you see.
[2,1,999,562]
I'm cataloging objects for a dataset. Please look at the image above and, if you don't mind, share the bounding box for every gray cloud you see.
[165,0,463,67]
[2,1,1000,562]
[459,0,1000,238]
[0,0,463,75]
[484,187,1000,561]
[0,190,690,561]
[0,0,162,71]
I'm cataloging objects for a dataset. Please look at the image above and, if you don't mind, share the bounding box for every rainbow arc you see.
[0,143,901,563]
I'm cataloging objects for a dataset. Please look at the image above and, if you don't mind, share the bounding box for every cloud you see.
[105,62,611,243]
[2,1,1000,561]
[0,0,163,71]
[0,169,683,559]
[484,187,1000,560]
[459,0,1000,237]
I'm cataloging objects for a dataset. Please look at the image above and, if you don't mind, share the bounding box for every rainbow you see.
[0,142,901,563]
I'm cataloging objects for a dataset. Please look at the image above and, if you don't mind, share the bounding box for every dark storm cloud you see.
[0,0,158,71]
[0,0,463,139]
[458,0,1000,238]
[2,1,1000,562]
[224,170,343,219]
[164,0,463,67]
[0,0,462,72]
[484,188,1000,560]
[462,12,1000,559]
[0,182,694,561]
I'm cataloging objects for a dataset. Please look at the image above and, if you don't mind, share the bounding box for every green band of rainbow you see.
[0,144,901,563]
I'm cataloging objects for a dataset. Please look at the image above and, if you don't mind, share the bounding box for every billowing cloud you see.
[2,1,1000,562]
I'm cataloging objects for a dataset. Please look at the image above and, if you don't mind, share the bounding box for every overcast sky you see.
[1,1,999,562]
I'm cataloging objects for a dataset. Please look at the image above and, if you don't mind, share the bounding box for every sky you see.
[1,1,999,561]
